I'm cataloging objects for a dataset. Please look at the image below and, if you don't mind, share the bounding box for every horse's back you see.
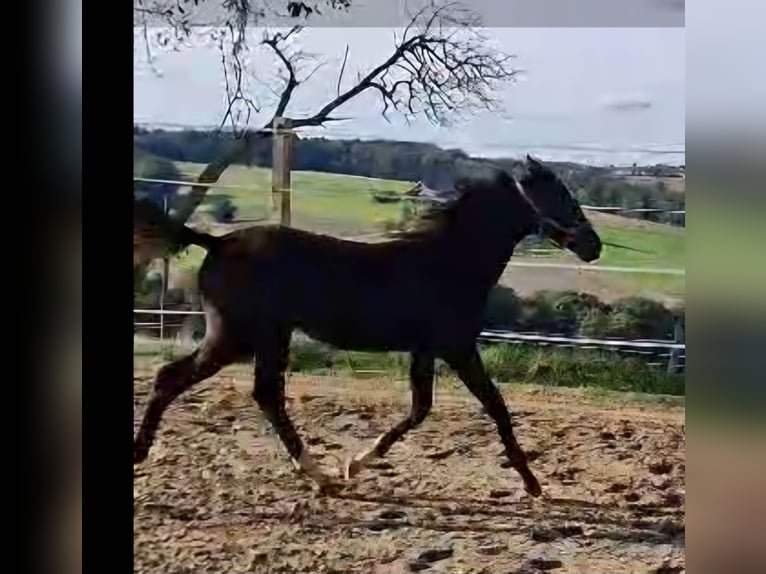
[196,224,481,352]
[199,224,428,310]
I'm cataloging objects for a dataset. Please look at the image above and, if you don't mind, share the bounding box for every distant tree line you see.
[133,128,685,227]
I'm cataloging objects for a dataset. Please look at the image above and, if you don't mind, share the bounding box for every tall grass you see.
[136,336,683,396]
[291,341,684,396]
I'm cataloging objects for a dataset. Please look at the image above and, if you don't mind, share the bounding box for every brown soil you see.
[497,265,639,303]
[134,367,685,574]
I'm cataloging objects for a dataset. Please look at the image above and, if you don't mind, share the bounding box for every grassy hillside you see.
[174,161,412,235]
[164,161,685,301]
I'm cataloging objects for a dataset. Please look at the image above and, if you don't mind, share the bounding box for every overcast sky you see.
[129,1,760,166]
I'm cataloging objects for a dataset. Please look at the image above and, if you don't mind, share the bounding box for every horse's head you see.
[518,155,602,263]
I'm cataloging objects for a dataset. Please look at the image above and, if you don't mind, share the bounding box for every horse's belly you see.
[297,310,422,352]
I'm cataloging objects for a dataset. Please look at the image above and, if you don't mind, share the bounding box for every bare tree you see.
[134,0,518,228]
[134,1,351,243]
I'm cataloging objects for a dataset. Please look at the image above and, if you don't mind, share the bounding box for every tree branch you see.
[265,0,518,129]
[336,44,349,98]
[170,129,270,225]
[262,26,303,120]
[136,1,518,225]
[135,1,354,227]
[219,29,261,132]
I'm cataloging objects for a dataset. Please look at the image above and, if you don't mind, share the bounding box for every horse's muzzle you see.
[567,224,602,263]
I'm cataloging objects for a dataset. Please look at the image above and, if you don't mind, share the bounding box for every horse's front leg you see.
[444,345,542,497]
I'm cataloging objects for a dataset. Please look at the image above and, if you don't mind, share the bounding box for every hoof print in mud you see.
[648,459,674,475]
[425,448,456,460]
[489,488,514,499]
[624,491,641,502]
[408,547,454,571]
[530,525,560,543]
[662,492,684,507]
[378,509,407,520]
[523,557,564,571]
[477,543,506,556]
[605,481,629,493]
[531,523,584,542]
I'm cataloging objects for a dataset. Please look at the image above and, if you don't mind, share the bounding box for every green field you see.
[176,161,413,235]
[164,162,685,300]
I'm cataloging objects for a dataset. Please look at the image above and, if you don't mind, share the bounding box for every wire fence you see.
[135,125,685,375]
[133,174,685,214]
[133,308,685,373]
[133,173,685,276]
[133,308,685,348]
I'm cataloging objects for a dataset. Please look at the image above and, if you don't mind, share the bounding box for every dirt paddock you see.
[133,364,685,574]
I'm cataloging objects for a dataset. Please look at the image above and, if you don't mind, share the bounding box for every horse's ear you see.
[526,154,544,171]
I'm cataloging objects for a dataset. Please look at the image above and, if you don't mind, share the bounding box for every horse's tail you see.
[134,198,222,261]
[175,225,221,252]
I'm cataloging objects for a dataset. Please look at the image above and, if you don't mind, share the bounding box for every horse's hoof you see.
[295,457,344,495]
[509,459,542,498]
[344,457,363,481]
[324,465,342,481]
[524,478,543,498]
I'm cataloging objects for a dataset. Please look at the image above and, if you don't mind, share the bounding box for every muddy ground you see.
[134,365,685,574]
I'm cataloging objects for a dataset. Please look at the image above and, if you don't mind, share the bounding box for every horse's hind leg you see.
[444,346,542,497]
[345,351,434,480]
[252,330,339,490]
[134,342,233,464]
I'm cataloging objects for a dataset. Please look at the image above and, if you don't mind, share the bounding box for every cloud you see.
[600,93,653,112]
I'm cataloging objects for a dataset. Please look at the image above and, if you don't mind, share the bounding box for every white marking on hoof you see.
[293,450,339,488]
[345,433,386,480]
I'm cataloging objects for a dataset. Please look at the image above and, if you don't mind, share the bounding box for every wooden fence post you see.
[271,117,293,226]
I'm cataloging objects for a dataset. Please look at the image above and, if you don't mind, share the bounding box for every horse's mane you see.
[393,169,519,241]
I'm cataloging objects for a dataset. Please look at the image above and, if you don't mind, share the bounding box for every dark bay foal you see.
[133,156,602,497]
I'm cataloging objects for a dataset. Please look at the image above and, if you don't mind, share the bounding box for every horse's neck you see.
[476,225,534,289]
[438,205,537,293]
